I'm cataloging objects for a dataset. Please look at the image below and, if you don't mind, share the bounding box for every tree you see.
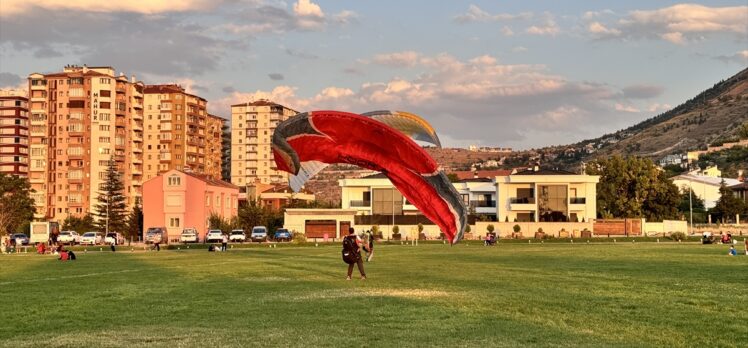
[677,188,705,213]
[446,173,459,183]
[126,201,144,241]
[62,214,96,233]
[0,174,36,236]
[585,156,680,221]
[712,180,746,223]
[93,157,128,233]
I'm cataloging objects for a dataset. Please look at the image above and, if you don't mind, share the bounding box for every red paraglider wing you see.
[272,111,467,243]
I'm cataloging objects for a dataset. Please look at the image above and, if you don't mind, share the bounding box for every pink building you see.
[143,169,239,242]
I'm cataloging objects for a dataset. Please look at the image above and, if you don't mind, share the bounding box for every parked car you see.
[104,232,125,245]
[206,229,224,243]
[80,232,104,245]
[58,231,81,245]
[273,228,292,242]
[229,229,246,243]
[10,233,30,245]
[250,226,268,243]
[180,228,199,243]
[145,227,167,244]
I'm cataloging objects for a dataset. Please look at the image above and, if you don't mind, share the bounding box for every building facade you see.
[230,100,298,187]
[0,91,29,176]
[143,169,239,242]
[27,65,144,221]
[142,85,222,181]
[496,169,598,223]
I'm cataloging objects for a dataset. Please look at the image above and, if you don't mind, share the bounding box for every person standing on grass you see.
[221,233,228,252]
[110,238,116,252]
[154,233,161,252]
[365,229,375,262]
[342,227,366,280]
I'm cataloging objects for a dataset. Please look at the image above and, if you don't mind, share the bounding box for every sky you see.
[1,0,746,150]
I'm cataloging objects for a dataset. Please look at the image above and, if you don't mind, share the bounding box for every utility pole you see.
[689,180,693,236]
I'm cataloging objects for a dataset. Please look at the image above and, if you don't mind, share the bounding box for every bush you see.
[291,230,306,244]
[487,224,495,233]
[513,224,521,233]
[537,227,544,233]
[417,223,424,233]
[389,225,396,234]
[668,231,687,241]
[465,225,471,233]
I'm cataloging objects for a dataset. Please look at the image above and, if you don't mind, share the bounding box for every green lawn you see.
[1,243,746,347]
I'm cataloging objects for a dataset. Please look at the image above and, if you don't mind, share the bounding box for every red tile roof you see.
[143,84,185,94]
[182,171,239,189]
[231,100,282,107]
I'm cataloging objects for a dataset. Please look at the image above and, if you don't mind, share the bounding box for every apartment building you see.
[0,91,29,176]
[142,85,222,181]
[27,65,144,221]
[143,169,239,242]
[230,100,298,187]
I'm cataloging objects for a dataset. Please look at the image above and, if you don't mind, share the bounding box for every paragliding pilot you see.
[342,227,367,280]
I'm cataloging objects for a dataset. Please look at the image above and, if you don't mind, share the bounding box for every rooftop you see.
[181,171,239,189]
[672,174,741,187]
[512,168,579,176]
[451,170,512,180]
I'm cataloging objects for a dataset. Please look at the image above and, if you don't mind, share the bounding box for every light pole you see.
[688,181,693,236]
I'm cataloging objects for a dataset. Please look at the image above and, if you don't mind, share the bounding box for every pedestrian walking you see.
[221,233,228,251]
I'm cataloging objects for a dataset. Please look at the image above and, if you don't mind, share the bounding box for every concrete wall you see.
[643,220,688,235]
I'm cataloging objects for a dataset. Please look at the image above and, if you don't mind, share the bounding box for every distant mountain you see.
[508,67,748,170]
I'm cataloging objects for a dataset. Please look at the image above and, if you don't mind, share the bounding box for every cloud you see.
[713,50,748,64]
[454,5,532,23]
[582,9,615,20]
[622,84,664,99]
[372,51,421,67]
[526,14,560,36]
[0,0,217,17]
[222,86,236,93]
[0,72,23,87]
[32,46,64,58]
[647,103,672,113]
[1,9,230,76]
[226,1,356,34]
[587,4,748,44]
[214,52,633,148]
[587,21,621,37]
[615,103,640,113]
[285,48,319,60]
[512,46,528,53]
[501,26,514,36]
[268,73,285,81]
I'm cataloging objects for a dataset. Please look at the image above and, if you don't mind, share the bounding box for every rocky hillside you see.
[506,67,748,170]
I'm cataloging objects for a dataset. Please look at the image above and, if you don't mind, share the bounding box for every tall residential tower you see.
[230,100,297,187]
[27,65,144,221]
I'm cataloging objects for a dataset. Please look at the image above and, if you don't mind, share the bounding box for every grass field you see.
[1,242,747,347]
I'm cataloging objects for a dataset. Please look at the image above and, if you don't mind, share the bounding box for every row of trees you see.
[588,155,748,223]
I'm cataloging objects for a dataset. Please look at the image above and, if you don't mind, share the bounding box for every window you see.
[169,217,180,227]
[100,90,111,97]
[538,185,568,222]
[168,175,181,186]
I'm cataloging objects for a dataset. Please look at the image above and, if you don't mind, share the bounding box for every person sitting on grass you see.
[36,242,46,254]
[728,245,737,256]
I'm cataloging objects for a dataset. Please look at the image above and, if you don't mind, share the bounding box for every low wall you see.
[474,222,593,238]
[643,220,688,235]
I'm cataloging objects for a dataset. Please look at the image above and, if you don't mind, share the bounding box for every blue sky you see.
[1,1,746,149]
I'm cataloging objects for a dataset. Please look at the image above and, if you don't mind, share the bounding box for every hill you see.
[506,67,748,170]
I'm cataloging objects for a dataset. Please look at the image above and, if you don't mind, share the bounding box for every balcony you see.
[470,200,496,208]
[350,200,371,207]
[115,118,126,128]
[132,146,143,153]
[509,197,536,211]
[570,197,586,204]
